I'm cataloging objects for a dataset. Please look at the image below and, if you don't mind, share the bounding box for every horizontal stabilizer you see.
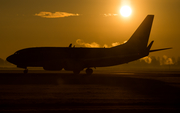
[149,48,172,52]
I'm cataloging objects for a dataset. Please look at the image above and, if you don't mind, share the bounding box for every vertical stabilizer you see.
[126,15,154,52]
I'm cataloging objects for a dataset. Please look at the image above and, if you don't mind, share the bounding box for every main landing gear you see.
[86,68,93,75]
[73,68,93,75]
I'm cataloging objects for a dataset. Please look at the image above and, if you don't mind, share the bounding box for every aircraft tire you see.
[86,69,93,75]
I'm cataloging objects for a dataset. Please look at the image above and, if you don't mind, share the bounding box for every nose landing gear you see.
[23,68,28,74]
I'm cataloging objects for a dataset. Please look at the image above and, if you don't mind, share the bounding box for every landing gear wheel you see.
[73,70,80,75]
[86,68,93,75]
[24,69,28,74]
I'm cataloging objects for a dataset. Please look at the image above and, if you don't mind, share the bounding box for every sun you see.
[120,6,132,17]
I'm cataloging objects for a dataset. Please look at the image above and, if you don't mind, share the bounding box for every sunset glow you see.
[120,6,132,17]
[0,1,179,59]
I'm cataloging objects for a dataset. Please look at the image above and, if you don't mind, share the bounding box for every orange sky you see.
[0,0,180,59]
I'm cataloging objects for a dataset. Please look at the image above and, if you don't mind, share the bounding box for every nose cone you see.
[6,55,16,64]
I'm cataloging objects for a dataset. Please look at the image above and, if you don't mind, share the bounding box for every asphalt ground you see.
[0,70,180,112]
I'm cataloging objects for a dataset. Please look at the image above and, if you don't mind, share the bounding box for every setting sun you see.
[120,6,132,17]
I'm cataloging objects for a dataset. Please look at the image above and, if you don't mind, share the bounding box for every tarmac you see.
[0,70,180,112]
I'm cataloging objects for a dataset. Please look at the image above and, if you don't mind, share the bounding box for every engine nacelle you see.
[43,65,63,71]
[64,60,84,71]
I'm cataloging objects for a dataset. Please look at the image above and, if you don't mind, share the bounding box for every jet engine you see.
[43,65,63,71]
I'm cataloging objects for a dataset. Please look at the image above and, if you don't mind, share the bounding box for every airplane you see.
[6,15,171,75]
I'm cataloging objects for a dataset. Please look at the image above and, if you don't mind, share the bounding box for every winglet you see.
[69,43,72,48]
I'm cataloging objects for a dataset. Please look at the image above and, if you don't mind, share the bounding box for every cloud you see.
[35,12,79,18]
[111,41,126,47]
[103,14,118,17]
[140,56,152,64]
[161,55,174,65]
[111,42,120,47]
[76,39,122,48]
[76,39,100,48]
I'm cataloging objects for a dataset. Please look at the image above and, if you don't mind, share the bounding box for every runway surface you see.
[0,70,180,112]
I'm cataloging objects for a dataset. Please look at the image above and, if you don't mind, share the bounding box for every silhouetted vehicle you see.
[6,15,171,74]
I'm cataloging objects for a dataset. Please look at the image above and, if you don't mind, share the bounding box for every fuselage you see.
[6,43,147,71]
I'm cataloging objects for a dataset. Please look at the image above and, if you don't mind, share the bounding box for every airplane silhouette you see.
[6,15,171,74]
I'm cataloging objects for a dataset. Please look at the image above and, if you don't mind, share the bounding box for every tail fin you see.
[126,15,154,52]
